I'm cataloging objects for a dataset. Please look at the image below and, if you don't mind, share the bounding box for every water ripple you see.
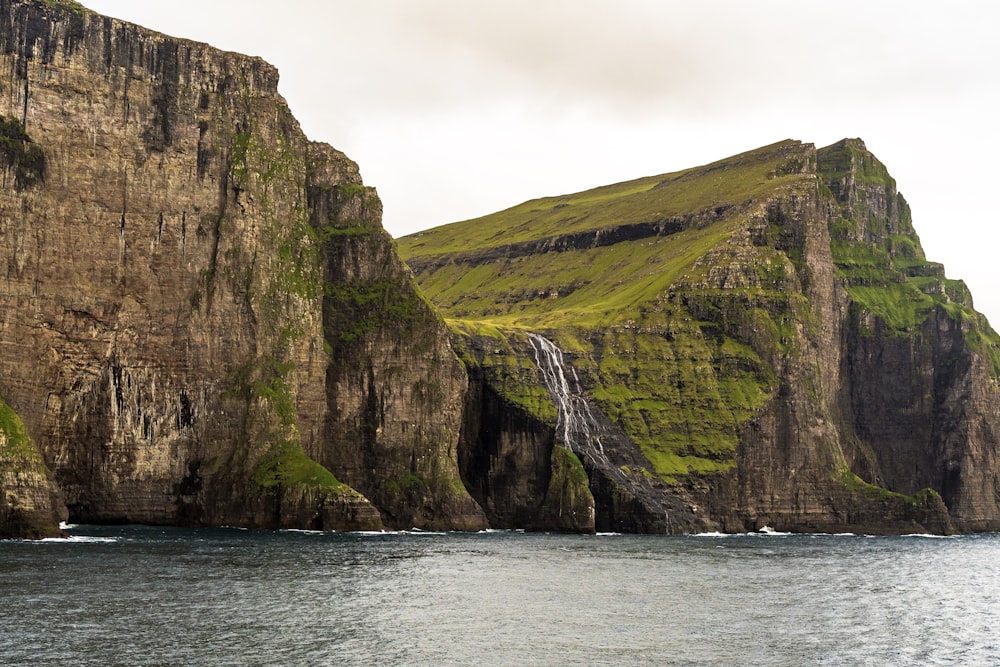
[1,528,998,665]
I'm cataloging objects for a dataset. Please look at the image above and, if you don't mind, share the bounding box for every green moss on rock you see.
[0,399,33,461]
[0,115,46,189]
[819,140,1000,375]
[405,142,819,490]
[1,398,61,539]
[253,441,345,492]
[449,321,558,423]
[535,446,595,533]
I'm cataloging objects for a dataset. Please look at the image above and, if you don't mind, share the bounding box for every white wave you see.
[349,529,449,536]
[754,526,793,536]
[595,532,622,536]
[902,533,958,539]
[279,528,325,535]
[37,535,118,544]
[694,531,729,537]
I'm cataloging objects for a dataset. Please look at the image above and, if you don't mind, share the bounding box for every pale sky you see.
[81,1,1000,326]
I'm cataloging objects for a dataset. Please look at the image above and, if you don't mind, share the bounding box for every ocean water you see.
[1,526,998,666]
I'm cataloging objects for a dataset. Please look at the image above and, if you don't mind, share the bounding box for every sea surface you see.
[1,525,998,666]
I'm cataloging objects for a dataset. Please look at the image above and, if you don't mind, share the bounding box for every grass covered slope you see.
[403,136,1000,532]
[399,140,818,484]
[1,398,62,538]
[399,139,814,331]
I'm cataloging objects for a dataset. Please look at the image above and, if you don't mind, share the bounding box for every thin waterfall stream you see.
[528,333,611,469]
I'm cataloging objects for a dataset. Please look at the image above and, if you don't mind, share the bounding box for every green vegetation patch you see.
[828,212,1000,371]
[448,320,558,423]
[818,139,895,188]
[551,446,589,487]
[253,441,345,492]
[0,115,46,188]
[835,468,946,511]
[569,310,773,483]
[326,278,437,347]
[540,445,594,525]
[838,468,909,502]
[39,0,87,11]
[450,303,776,486]
[249,358,297,428]
[398,139,813,258]
[0,399,36,460]
[819,142,1000,371]
[413,218,738,331]
[405,142,822,487]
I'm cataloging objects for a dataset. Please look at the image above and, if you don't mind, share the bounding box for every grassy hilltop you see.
[399,138,1000,496]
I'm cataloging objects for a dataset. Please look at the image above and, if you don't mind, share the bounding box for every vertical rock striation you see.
[308,142,486,530]
[820,139,1000,531]
[0,0,485,536]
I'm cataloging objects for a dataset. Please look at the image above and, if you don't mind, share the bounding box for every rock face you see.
[400,139,1000,535]
[0,0,486,537]
[3,1,998,538]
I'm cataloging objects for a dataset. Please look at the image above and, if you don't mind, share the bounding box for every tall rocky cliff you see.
[400,139,1000,535]
[4,1,999,539]
[0,0,486,537]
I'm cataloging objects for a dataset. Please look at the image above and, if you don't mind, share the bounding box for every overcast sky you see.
[81,1,1000,325]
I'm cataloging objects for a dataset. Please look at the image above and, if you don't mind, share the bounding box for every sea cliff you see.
[3,0,999,538]
[0,0,485,537]
[400,139,1000,535]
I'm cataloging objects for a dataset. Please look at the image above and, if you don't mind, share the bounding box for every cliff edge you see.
[401,139,1000,534]
[0,0,486,537]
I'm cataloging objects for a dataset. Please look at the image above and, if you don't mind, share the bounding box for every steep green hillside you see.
[400,140,816,483]
[400,137,1000,526]
[400,140,812,259]
[399,140,812,331]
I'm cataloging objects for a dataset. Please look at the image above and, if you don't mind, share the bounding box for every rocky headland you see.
[0,0,483,537]
[400,138,1000,536]
[3,0,999,537]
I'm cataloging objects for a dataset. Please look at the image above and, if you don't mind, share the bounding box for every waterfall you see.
[528,333,608,465]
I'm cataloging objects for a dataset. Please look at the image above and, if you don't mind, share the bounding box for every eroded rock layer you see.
[400,139,1000,535]
[0,0,486,536]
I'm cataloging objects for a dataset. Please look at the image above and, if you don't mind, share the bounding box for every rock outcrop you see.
[400,139,1000,535]
[0,0,486,537]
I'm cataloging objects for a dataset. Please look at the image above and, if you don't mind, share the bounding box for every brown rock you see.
[0,0,486,536]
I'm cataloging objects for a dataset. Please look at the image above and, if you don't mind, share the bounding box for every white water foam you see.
[349,530,450,537]
[37,535,118,544]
